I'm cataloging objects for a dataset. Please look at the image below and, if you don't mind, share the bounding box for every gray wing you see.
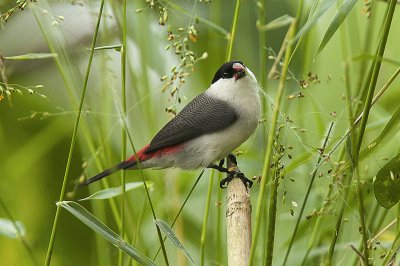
[145,93,237,153]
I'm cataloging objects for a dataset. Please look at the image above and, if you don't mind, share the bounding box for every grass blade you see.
[282,122,335,265]
[257,14,294,31]
[3,53,57,60]
[79,182,153,201]
[361,105,400,158]
[200,171,214,266]
[58,201,155,266]
[154,219,195,265]
[44,1,106,264]
[317,0,357,54]
[291,0,337,43]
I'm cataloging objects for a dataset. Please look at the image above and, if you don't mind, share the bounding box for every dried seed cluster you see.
[363,0,372,19]
[161,26,207,115]
[0,0,35,22]
[0,83,48,103]
[137,1,208,115]
[0,56,48,103]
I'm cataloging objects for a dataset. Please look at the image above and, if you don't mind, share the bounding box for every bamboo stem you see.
[226,156,252,266]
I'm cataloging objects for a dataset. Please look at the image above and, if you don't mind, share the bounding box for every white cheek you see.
[205,79,235,102]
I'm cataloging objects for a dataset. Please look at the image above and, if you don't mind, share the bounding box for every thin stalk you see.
[257,0,267,88]
[352,206,389,265]
[133,197,147,247]
[121,116,169,266]
[353,166,369,264]
[154,170,204,260]
[200,171,214,266]
[225,0,241,61]
[258,3,268,225]
[309,63,400,176]
[324,64,400,264]
[380,227,400,266]
[33,0,124,250]
[164,0,228,38]
[269,0,303,78]
[355,0,396,158]
[283,122,334,265]
[353,0,378,116]
[308,60,399,200]
[352,1,397,263]
[262,195,268,266]
[0,197,37,266]
[130,197,147,266]
[368,205,383,233]
[44,1,105,264]
[265,164,280,266]
[325,165,353,265]
[250,20,296,265]
[324,26,355,263]
[326,7,358,264]
[369,218,397,247]
[118,0,127,265]
[300,177,335,265]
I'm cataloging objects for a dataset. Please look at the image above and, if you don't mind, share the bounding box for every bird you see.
[81,60,261,187]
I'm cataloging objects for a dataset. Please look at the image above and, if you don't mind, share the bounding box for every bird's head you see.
[211,61,249,84]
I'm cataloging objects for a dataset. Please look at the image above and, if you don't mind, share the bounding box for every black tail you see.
[80,160,136,187]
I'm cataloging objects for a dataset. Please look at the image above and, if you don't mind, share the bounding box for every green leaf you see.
[373,155,400,209]
[0,218,25,239]
[3,53,58,60]
[361,105,400,158]
[93,44,122,51]
[58,201,155,266]
[257,15,294,31]
[154,219,195,265]
[317,0,358,54]
[79,181,153,201]
[291,0,337,43]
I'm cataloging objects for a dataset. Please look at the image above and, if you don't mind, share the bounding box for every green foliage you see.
[3,53,57,60]
[291,0,337,43]
[154,219,195,264]
[59,201,156,266]
[374,155,400,209]
[79,182,153,201]
[317,0,358,54]
[257,14,294,32]
[1,0,400,265]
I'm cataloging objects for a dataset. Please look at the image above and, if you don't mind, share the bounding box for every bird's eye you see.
[222,72,229,78]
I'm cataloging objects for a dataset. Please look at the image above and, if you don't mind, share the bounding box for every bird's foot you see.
[219,170,253,189]
[208,154,253,189]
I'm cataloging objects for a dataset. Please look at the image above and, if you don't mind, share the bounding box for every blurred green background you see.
[1,0,400,265]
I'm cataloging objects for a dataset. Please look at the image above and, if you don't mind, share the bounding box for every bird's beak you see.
[233,62,247,81]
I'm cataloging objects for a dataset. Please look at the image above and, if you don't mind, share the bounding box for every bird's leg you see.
[219,154,253,189]
[207,160,229,173]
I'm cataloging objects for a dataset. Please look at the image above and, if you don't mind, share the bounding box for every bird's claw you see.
[219,170,253,189]
[208,154,252,189]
